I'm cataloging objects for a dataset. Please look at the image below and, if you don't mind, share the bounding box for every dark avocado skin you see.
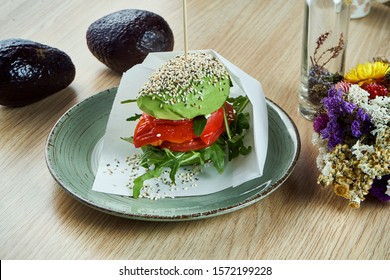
[86,9,174,73]
[0,39,76,107]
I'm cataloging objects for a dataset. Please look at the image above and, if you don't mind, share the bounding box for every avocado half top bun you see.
[137,52,231,120]
[123,52,251,198]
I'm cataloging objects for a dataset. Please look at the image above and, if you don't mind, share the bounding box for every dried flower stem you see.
[310,32,345,68]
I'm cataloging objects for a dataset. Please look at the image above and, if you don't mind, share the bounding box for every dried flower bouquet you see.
[312,52,390,208]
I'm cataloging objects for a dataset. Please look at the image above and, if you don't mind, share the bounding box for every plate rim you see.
[45,88,301,221]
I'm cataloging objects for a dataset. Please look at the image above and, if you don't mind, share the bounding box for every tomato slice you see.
[133,102,234,151]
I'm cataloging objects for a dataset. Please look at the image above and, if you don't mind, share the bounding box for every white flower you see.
[347,84,369,106]
[351,141,375,160]
[367,96,390,136]
[312,133,329,170]
[347,85,390,136]
[358,162,375,178]
[321,160,334,178]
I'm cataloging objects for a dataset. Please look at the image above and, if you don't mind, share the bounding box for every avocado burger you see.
[122,52,251,198]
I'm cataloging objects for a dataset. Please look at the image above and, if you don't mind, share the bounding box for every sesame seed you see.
[137,53,230,105]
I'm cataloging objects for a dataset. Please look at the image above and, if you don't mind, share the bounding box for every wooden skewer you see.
[183,0,188,60]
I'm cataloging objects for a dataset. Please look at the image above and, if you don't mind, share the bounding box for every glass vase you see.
[299,0,351,120]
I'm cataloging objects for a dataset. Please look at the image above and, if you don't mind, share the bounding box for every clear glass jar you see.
[299,0,351,120]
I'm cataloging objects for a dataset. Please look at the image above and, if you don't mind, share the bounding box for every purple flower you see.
[351,108,372,138]
[319,86,373,150]
[320,118,345,149]
[369,175,390,202]
[323,87,356,117]
[313,113,329,133]
[351,120,362,137]
[356,108,370,123]
[320,86,355,149]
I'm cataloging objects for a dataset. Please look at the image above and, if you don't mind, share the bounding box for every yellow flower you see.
[333,183,351,199]
[344,61,390,87]
[348,192,361,209]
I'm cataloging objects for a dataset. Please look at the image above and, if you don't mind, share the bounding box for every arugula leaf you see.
[122,99,141,121]
[192,116,207,136]
[222,106,232,140]
[132,147,207,198]
[226,136,252,160]
[235,112,250,134]
[126,113,142,122]
[162,148,182,183]
[202,143,225,173]
[133,165,165,198]
[227,95,250,114]
[223,96,252,161]
[239,144,252,156]
[121,99,137,104]
[120,136,134,144]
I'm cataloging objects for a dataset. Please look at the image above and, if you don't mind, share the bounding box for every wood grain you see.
[1,0,389,260]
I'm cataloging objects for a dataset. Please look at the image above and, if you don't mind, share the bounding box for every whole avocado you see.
[86,9,174,73]
[0,38,76,107]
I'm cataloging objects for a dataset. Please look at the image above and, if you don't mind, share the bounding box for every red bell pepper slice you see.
[133,102,234,152]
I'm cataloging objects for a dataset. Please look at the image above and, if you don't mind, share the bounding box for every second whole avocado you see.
[86,9,174,73]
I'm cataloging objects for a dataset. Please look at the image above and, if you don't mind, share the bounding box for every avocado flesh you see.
[137,76,231,120]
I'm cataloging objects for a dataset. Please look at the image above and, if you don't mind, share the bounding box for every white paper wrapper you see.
[92,50,268,199]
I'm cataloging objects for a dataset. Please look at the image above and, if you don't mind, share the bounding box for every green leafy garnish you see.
[126,113,142,122]
[121,99,137,104]
[222,96,252,160]
[132,145,224,198]
[227,95,250,114]
[222,106,232,140]
[121,136,134,144]
[124,95,252,198]
[193,116,207,136]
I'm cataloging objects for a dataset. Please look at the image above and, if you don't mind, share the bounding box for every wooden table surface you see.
[1,0,389,260]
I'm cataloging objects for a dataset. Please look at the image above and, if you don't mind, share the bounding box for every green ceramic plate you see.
[45,88,300,221]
